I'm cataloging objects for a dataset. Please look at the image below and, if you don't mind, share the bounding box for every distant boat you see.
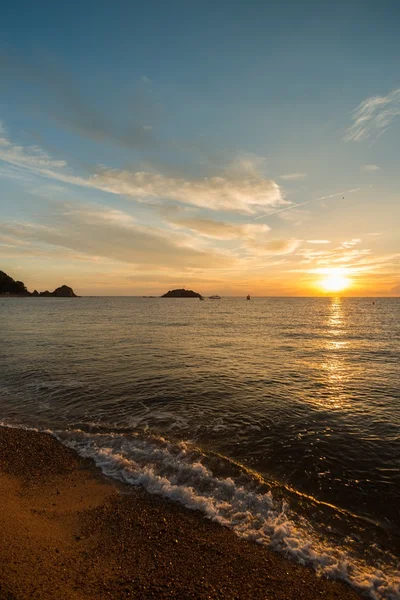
[246,294,251,300]
[209,295,221,299]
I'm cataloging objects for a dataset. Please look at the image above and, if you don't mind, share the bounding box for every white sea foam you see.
[55,429,400,600]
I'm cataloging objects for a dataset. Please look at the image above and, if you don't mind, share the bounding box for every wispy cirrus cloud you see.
[0,202,236,270]
[362,164,380,172]
[0,122,93,190]
[164,215,271,240]
[296,233,399,278]
[176,218,300,257]
[90,167,283,214]
[0,120,284,215]
[297,247,399,273]
[340,238,362,249]
[306,239,330,244]
[0,122,66,170]
[159,210,301,257]
[344,88,400,142]
[279,172,307,180]
[243,238,300,256]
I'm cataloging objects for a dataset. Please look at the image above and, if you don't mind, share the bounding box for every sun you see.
[319,268,351,293]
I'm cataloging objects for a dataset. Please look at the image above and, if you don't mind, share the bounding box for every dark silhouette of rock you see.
[161,288,202,298]
[0,270,78,297]
[52,285,77,297]
[0,270,29,295]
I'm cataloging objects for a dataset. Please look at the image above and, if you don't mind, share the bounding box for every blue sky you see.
[1,0,399,295]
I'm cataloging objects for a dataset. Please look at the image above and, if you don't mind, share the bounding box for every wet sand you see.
[0,427,361,600]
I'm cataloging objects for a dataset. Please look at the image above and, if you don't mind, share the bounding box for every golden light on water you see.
[318,268,351,293]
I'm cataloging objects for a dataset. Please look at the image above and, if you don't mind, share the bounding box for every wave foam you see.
[55,429,400,600]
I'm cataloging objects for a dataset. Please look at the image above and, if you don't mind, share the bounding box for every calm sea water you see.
[1,296,399,598]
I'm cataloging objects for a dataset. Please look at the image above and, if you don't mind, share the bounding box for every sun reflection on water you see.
[328,296,343,332]
[321,297,350,408]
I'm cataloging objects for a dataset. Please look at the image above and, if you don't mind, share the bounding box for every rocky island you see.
[161,288,202,298]
[0,270,78,297]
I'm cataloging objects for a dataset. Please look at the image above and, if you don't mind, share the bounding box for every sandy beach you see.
[0,426,362,600]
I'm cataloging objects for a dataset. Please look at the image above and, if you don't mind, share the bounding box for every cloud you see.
[344,88,400,142]
[0,123,92,190]
[0,121,284,215]
[224,153,267,177]
[296,239,400,275]
[340,238,362,249]
[0,202,236,270]
[89,167,283,213]
[244,238,300,256]
[279,173,307,180]
[0,122,66,170]
[306,240,330,244]
[163,215,271,240]
[62,205,137,227]
[346,253,400,270]
[362,164,380,172]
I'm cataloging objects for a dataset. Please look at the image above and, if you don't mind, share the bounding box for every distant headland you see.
[161,288,202,298]
[0,270,78,297]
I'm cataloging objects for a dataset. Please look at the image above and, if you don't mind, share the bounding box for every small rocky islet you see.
[161,288,202,298]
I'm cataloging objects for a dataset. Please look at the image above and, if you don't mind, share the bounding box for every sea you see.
[1,296,399,599]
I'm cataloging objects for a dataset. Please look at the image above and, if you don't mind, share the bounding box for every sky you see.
[0,0,399,296]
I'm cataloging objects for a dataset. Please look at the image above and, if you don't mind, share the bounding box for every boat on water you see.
[209,295,221,299]
[246,294,251,300]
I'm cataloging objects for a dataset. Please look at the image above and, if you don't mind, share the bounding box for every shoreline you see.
[0,426,362,600]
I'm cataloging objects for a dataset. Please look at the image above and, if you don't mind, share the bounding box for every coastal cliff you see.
[0,270,77,297]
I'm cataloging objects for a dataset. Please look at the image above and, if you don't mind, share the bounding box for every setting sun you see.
[319,268,351,293]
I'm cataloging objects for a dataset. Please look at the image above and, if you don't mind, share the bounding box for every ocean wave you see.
[55,428,400,600]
